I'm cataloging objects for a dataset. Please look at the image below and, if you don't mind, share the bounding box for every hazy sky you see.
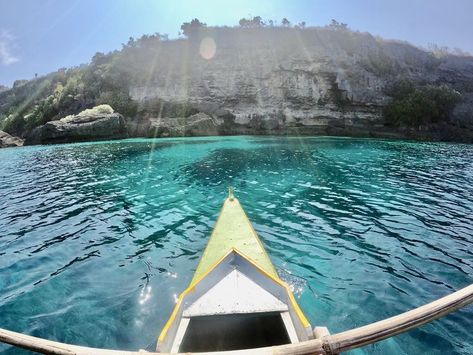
[1,0,472,86]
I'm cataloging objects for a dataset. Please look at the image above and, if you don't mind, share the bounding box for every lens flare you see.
[199,37,216,60]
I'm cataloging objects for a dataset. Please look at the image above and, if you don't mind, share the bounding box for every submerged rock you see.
[25,105,127,145]
[0,130,24,148]
[151,112,223,137]
[126,112,223,137]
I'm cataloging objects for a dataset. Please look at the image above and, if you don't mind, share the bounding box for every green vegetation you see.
[384,79,462,127]
[0,44,138,136]
[180,18,207,38]
[238,16,265,28]
[97,91,137,117]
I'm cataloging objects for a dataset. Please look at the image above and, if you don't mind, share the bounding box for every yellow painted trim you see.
[158,247,310,343]
[191,198,229,282]
[232,247,311,329]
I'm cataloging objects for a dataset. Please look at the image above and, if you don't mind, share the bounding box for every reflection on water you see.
[0,136,472,354]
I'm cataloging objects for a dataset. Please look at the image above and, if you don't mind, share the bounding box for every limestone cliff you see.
[2,25,473,144]
[125,27,473,140]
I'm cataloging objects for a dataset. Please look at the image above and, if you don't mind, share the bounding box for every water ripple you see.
[0,137,472,354]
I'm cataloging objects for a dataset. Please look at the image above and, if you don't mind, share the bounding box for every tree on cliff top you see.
[180,18,207,38]
[239,16,265,28]
[328,19,348,31]
[281,18,291,27]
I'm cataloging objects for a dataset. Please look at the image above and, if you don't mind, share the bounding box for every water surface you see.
[0,136,472,354]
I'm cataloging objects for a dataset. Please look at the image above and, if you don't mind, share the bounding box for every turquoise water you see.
[0,136,472,354]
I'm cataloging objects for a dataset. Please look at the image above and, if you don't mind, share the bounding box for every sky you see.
[1,0,473,87]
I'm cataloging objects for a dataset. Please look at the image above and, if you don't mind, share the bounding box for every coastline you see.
[4,128,473,150]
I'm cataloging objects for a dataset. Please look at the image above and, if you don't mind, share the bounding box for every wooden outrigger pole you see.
[1,191,472,354]
[1,283,473,354]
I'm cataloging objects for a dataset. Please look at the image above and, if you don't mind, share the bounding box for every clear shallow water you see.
[0,136,472,354]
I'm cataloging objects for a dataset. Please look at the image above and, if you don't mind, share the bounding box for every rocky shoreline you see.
[0,130,24,148]
[0,105,470,149]
[25,105,127,145]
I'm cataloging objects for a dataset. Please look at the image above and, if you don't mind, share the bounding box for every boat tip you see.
[228,186,235,201]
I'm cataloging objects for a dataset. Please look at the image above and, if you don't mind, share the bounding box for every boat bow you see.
[157,193,312,353]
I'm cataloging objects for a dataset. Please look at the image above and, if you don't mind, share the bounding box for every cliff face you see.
[126,28,473,139]
[2,26,473,145]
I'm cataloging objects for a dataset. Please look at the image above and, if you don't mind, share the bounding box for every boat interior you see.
[157,250,312,353]
[179,312,291,352]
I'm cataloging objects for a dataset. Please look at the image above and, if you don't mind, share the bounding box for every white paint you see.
[183,270,288,317]
[281,311,299,344]
[170,318,190,354]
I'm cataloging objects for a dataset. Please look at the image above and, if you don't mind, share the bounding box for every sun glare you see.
[199,36,216,60]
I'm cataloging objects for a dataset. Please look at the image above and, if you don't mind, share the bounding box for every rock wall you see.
[0,130,23,148]
[127,28,473,139]
[25,105,127,145]
[5,27,473,146]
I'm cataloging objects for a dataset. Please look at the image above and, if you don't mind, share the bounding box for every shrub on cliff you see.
[180,18,206,38]
[239,16,265,28]
[97,91,137,117]
[384,80,462,127]
[2,113,26,136]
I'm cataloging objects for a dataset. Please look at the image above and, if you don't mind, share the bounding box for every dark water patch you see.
[181,144,320,187]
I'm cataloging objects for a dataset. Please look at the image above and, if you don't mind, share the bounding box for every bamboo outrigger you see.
[1,190,473,354]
